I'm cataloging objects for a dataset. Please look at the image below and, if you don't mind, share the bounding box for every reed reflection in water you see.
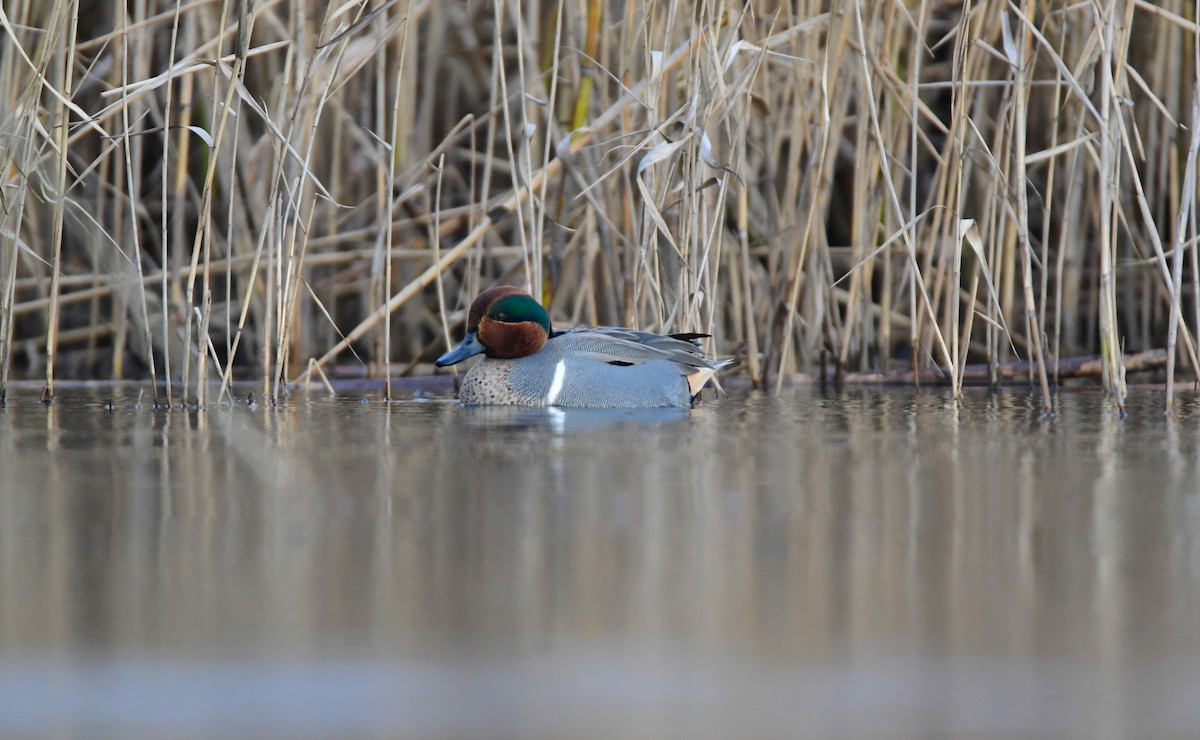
[0,385,1198,738]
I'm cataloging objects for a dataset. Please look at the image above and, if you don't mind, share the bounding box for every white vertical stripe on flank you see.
[545,359,567,406]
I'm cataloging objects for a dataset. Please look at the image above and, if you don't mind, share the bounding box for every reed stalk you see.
[1010,2,1053,415]
[43,0,80,402]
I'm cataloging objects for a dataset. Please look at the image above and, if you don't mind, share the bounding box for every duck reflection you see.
[457,405,692,434]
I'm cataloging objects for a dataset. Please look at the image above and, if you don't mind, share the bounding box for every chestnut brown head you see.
[435,287,552,366]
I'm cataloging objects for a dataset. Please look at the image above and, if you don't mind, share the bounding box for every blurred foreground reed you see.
[1,0,1198,413]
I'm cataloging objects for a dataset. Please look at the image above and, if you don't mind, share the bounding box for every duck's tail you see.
[686,358,735,398]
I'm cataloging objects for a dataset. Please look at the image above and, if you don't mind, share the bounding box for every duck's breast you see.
[459,353,558,405]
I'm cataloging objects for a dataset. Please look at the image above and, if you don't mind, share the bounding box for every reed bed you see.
[1,0,1198,413]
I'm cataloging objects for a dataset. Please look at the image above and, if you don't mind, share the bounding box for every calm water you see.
[1,383,1198,739]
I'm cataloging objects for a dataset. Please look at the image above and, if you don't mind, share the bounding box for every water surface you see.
[1,384,1198,738]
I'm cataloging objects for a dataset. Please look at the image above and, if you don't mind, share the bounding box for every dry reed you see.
[1,0,1198,412]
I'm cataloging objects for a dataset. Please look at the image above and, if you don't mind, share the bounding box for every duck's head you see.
[435,286,552,366]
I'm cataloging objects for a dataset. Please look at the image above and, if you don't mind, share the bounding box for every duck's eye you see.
[495,311,508,321]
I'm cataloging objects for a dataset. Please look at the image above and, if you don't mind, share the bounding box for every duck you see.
[435,286,731,408]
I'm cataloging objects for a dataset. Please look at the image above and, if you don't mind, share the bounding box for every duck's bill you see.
[435,331,485,367]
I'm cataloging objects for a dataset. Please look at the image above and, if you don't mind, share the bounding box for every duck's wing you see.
[553,327,716,372]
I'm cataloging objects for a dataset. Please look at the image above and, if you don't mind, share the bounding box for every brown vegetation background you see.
[1,0,1198,412]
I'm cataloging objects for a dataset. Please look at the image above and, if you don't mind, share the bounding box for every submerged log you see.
[827,348,1170,386]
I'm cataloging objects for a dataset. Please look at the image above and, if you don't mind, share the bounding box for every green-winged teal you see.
[435,286,731,408]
